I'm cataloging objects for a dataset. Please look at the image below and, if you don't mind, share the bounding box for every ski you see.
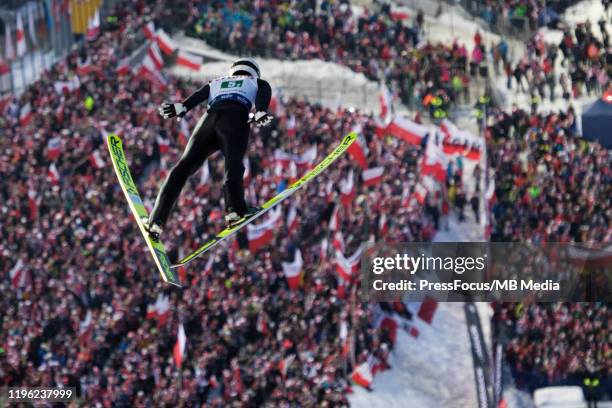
[107,133,181,286]
[173,131,358,268]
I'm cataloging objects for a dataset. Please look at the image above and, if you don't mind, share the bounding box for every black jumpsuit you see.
[149,78,272,227]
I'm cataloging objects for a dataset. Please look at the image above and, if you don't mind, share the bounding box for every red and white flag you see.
[282,249,303,290]
[421,139,448,182]
[176,49,202,71]
[378,82,393,125]
[156,29,177,55]
[320,238,329,261]
[332,230,345,253]
[146,293,171,326]
[286,114,296,137]
[117,57,131,76]
[329,203,340,231]
[47,136,61,160]
[387,116,428,145]
[19,103,32,126]
[296,145,317,169]
[85,9,100,40]
[361,166,384,186]
[139,55,168,89]
[335,245,362,282]
[273,149,295,169]
[48,163,60,185]
[16,13,26,57]
[78,310,94,344]
[156,135,170,153]
[178,119,190,145]
[9,259,26,288]
[347,134,369,169]
[378,213,388,237]
[351,355,377,389]
[143,21,156,41]
[173,323,187,367]
[247,208,281,252]
[53,76,80,94]
[340,170,355,208]
[286,205,298,234]
[28,188,38,221]
[148,42,164,71]
[89,150,105,169]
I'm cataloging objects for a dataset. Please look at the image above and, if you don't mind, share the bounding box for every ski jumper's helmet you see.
[229,58,261,78]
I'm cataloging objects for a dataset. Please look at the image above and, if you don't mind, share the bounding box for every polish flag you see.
[178,119,190,145]
[247,209,281,253]
[288,160,298,184]
[76,56,95,76]
[143,21,156,40]
[176,49,202,71]
[296,145,317,169]
[28,188,38,221]
[379,213,388,237]
[282,249,303,290]
[156,135,170,153]
[387,116,428,145]
[464,137,483,161]
[148,42,164,71]
[351,355,377,389]
[89,150,105,169]
[413,182,428,205]
[156,28,177,56]
[339,170,355,208]
[347,135,368,169]
[421,140,448,182]
[328,203,340,231]
[279,354,296,378]
[146,293,171,326]
[78,310,94,345]
[173,323,187,367]
[48,163,60,184]
[335,245,362,282]
[19,103,32,126]
[47,136,62,160]
[5,23,15,60]
[274,149,295,169]
[139,55,168,89]
[117,57,131,76]
[361,166,384,186]
[53,76,80,94]
[378,82,393,125]
[332,230,345,253]
[9,259,26,288]
[286,114,296,137]
[286,205,299,234]
[85,9,100,40]
[16,13,26,57]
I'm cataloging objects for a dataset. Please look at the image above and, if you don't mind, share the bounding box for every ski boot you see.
[142,217,163,242]
[225,206,262,228]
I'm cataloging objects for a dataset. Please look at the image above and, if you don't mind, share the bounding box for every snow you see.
[171,35,380,114]
[349,304,478,408]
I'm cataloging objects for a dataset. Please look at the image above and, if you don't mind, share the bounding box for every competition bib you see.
[208,76,258,109]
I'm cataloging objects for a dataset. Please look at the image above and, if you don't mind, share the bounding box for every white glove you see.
[253,111,273,127]
[159,102,187,120]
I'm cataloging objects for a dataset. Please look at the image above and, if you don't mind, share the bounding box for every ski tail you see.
[173,131,358,267]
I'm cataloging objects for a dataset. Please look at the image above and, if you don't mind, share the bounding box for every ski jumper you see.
[149,76,272,227]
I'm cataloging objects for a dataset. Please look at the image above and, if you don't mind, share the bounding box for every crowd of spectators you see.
[1,0,610,405]
[486,105,611,397]
[184,0,498,116]
[0,0,434,405]
[497,17,611,106]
